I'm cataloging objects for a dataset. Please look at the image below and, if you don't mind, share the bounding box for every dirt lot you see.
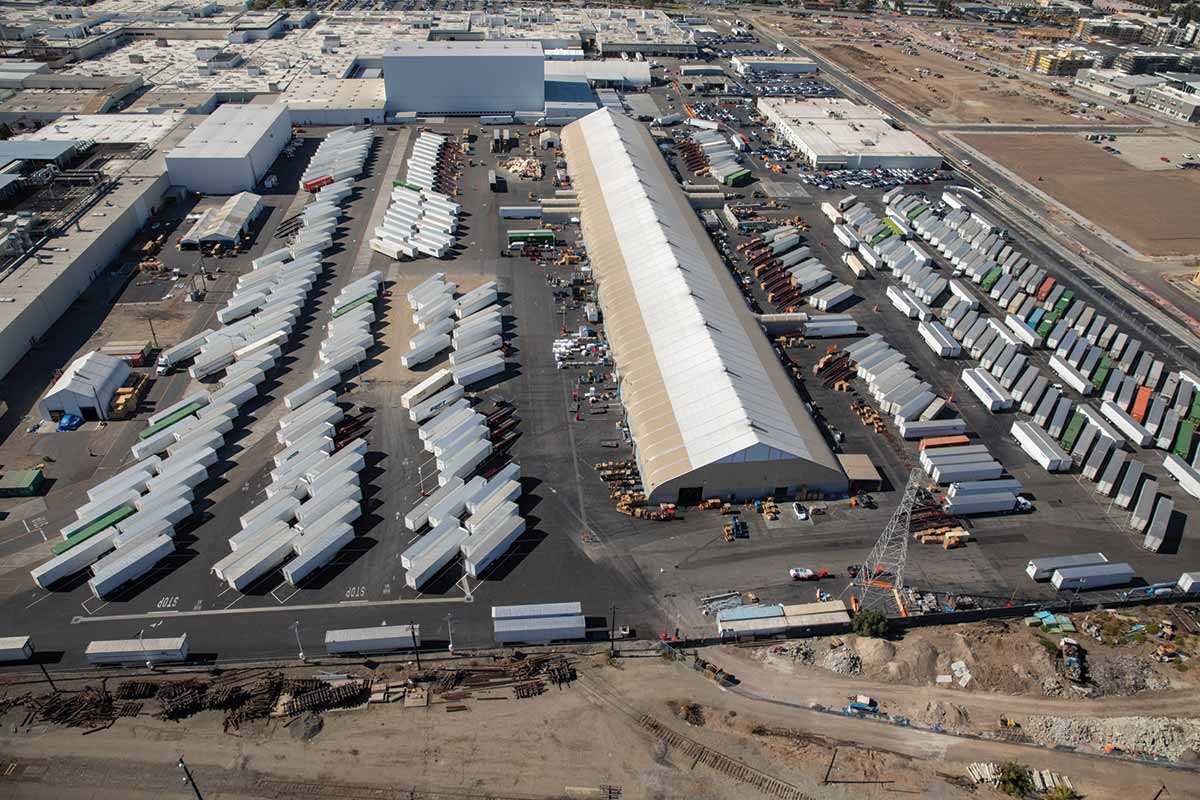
[729,604,1200,760]
[2,647,1196,799]
[961,132,1200,256]
[813,42,1124,125]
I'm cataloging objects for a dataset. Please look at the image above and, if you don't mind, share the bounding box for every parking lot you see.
[1,28,1198,670]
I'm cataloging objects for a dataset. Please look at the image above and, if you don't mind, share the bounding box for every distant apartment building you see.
[1074,17,1143,42]
[885,0,940,15]
[1024,46,1096,75]
[1135,74,1200,122]
[1114,48,1200,75]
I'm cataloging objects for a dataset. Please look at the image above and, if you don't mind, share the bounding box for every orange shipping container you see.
[1130,386,1152,424]
[1036,277,1056,302]
[918,435,971,452]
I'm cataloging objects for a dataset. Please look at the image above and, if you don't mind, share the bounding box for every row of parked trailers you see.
[397,275,524,589]
[26,175,376,596]
[912,190,1194,462]
[210,271,386,592]
[370,143,462,260]
[405,131,455,195]
[745,226,857,313]
[839,334,965,441]
[401,274,507,387]
[300,126,374,193]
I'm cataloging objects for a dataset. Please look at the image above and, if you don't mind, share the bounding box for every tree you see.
[851,609,890,638]
[996,761,1034,798]
[1044,786,1082,800]
[856,0,878,11]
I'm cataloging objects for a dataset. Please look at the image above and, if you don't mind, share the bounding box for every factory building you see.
[757,98,943,171]
[382,40,545,116]
[561,108,848,506]
[164,104,291,195]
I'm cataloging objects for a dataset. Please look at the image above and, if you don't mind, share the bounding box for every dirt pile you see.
[1088,654,1172,697]
[823,646,861,675]
[1025,715,1200,760]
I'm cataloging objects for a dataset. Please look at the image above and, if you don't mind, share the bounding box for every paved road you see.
[750,15,1200,377]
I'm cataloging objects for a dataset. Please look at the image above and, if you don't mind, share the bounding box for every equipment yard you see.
[959,132,1200,257]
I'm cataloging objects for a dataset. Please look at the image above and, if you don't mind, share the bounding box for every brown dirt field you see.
[813,42,1128,125]
[962,133,1200,257]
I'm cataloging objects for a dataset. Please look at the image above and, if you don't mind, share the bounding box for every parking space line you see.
[23,593,50,610]
[70,594,470,624]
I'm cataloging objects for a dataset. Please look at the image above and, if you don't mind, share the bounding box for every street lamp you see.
[290,620,304,661]
[446,611,455,656]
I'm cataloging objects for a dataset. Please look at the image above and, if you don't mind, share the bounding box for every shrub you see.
[852,609,890,638]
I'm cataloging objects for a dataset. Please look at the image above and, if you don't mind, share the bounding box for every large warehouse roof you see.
[561,108,845,501]
[167,104,289,161]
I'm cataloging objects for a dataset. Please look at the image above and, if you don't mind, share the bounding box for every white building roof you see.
[561,109,843,498]
[545,60,651,86]
[40,351,130,416]
[759,97,941,162]
[167,104,288,161]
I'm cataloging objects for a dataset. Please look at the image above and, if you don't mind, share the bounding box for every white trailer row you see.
[1011,420,1072,472]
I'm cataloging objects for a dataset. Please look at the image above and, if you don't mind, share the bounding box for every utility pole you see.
[822,747,838,785]
[609,604,617,656]
[147,317,159,349]
[445,612,455,656]
[177,755,203,800]
[37,662,57,693]
[409,618,421,669]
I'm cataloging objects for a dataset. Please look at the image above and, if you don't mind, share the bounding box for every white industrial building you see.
[38,351,130,422]
[165,104,292,194]
[383,40,545,115]
[280,78,387,125]
[757,98,943,170]
[732,56,819,75]
[562,108,848,506]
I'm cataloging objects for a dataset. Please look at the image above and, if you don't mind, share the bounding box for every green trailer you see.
[1036,318,1054,339]
[507,230,555,245]
[1173,420,1195,459]
[906,205,928,221]
[1060,412,1086,452]
[51,504,136,555]
[1190,393,1200,425]
[393,180,423,193]
[0,468,44,498]
[331,292,376,319]
[723,168,752,187]
[871,229,894,246]
[139,401,204,440]
[981,266,1004,292]
[1091,356,1112,391]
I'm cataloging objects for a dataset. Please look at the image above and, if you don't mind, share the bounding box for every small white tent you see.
[39,351,130,422]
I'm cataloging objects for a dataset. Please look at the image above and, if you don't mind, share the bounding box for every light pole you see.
[290,620,304,661]
[409,618,421,669]
[446,611,455,656]
[178,755,203,800]
[137,627,153,671]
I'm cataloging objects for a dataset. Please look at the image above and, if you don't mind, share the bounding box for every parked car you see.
[56,414,84,432]
[792,502,808,521]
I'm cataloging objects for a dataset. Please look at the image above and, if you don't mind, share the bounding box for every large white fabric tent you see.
[561,109,847,505]
[39,351,130,422]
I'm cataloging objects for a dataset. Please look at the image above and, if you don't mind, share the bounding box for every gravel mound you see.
[823,647,862,675]
[1025,715,1200,760]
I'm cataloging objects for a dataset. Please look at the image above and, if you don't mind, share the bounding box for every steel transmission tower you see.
[854,467,922,613]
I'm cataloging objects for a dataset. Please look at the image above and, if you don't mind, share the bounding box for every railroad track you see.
[255,779,550,800]
[635,714,815,800]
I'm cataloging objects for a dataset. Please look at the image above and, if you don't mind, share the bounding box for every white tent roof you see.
[181,192,262,246]
[562,109,843,498]
[39,351,130,420]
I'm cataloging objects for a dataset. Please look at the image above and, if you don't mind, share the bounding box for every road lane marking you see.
[70,594,469,624]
